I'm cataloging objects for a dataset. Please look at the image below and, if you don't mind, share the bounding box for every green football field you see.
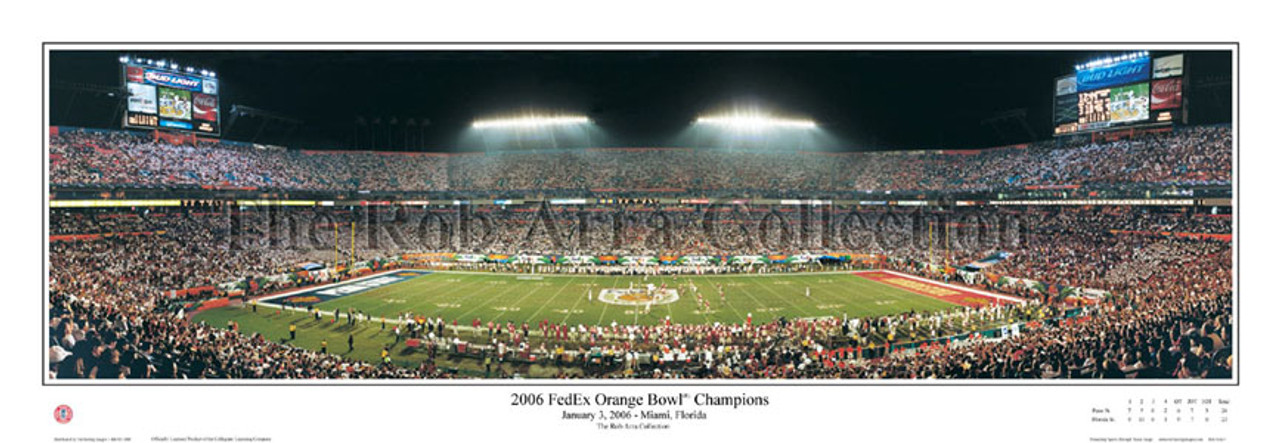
[294,270,952,326]
[191,270,963,374]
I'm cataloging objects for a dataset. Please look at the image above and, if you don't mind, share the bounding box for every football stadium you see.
[46,50,1234,380]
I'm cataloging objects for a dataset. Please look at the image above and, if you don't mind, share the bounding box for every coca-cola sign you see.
[193,93,218,121]
[1151,78,1182,110]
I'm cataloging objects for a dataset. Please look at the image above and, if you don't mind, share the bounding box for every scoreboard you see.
[121,60,220,136]
[1054,52,1183,136]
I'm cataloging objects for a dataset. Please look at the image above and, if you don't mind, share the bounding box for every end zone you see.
[853,270,1024,308]
[258,269,433,307]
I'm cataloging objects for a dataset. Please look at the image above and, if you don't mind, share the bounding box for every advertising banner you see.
[1055,75,1077,96]
[160,119,193,130]
[193,93,218,121]
[562,255,595,265]
[195,120,219,134]
[455,254,485,263]
[1108,83,1150,123]
[681,255,714,265]
[512,255,543,264]
[125,66,145,83]
[791,254,819,263]
[202,78,219,94]
[960,251,1012,272]
[1153,54,1184,79]
[126,83,157,114]
[621,255,657,265]
[143,69,203,91]
[1054,94,1079,124]
[158,87,192,120]
[1076,57,1150,91]
[1151,77,1183,110]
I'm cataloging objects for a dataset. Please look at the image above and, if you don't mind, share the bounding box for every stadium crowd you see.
[46,121,1233,379]
[48,201,1232,379]
[50,125,1230,193]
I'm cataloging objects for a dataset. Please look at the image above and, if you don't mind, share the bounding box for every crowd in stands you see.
[812,250,1232,379]
[50,125,1231,193]
[48,202,1232,379]
[51,131,448,191]
[46,123,1233,379]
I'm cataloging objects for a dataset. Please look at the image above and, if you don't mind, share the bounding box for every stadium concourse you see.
[47,125,1233,379]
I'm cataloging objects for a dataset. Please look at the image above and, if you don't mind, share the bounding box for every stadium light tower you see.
[694,109,817,130]
[679,104,832,151]
[696,115,817,129]
[472,114,591,129]
[464,112,600,151]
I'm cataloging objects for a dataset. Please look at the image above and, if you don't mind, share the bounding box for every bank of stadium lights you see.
[680,107,829,150]
[694,114,817,130]
[472,115,591,129]
[1075,51,1150,71]
[119,55,215,77]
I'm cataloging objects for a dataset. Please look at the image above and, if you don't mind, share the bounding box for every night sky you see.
[48,49,1232,152]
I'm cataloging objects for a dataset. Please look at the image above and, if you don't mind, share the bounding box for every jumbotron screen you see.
[121,60,220,136]
[1053,53,1183,135]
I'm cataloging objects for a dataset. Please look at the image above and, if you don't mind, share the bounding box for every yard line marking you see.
[499,276,565,322]
[747,276,818,318]
[699,275,744,322]
[351,273,487,318]
[399,274,493,314]
[453,275,531,323]
[432,274,508,310]
[522,276,580,324]
[721,276,774,322]
[595,275,622,326]
[559,281,592,324]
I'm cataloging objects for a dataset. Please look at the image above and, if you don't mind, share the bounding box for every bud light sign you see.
[143,70,203,91]
[1076,57,1150,92]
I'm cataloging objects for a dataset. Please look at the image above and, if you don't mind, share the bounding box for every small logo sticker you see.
[54,405,73,424]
